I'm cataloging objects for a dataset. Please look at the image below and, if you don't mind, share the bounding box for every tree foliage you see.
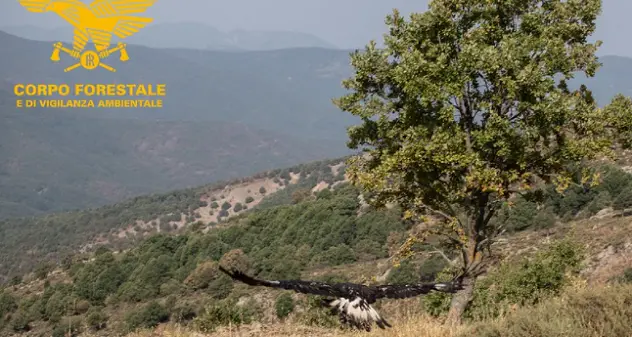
[334,0,632,322]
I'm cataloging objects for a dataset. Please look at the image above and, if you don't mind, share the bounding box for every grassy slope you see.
[2,164,632,337]
[123,283,632,337]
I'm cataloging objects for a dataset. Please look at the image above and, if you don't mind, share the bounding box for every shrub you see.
[0,291,17,318]
[233,203,244,212]
[184,261,218,290]
[75,299,90,314]
[34,262,53,280]
[462,284,632,337]
[466,239,583,320]
[321,244,356,266]
[245,196,254,204]
[211,201,219,209]
[259,186,267,194]
[86,307,108,331]
[275,292,295,319]
[220,249,251,272]
[585,191,613,215]
[171,303,197,323]
[616,268,632,284]
[125,301,170,332]
[11,310,30,332]
[297,296,339,328]
[221,202,231,211]
[418,255,449,282]
[613,185,632,210]
[386,260,418,284]
[193,299,256,333]
[52,317,82,337]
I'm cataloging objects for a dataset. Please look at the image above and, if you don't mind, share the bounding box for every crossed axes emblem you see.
[50,42,130,72]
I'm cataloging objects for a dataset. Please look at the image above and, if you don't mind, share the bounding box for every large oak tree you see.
[334,0,632,324]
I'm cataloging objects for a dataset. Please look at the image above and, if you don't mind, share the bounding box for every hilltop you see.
[0,23,338,51]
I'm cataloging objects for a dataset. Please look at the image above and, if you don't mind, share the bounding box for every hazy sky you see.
[1,0,631,55]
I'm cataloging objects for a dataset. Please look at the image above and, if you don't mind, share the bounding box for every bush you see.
[585,191,613,215]
[259,186,267,194]
[11,310,30,332]
[0,291,17,318]
[193,299,256,333]
[171,303,197,323]
[74,299,90,314]
[462,284,632,337]
[466,239,583,320]
[613,185,632,210]
[184,261,219,290]
[233,203,244,212]
[52,317,82,337]
[245,196,254,204]
[275,292,295,319]
[125,301,170,332]
[221,202,232,211]
[211,201,219,209]
[386,260,418,284]
[616,268,632,284]
[86,307,108,331]
[220,249,251,272]
[297,296,339,328]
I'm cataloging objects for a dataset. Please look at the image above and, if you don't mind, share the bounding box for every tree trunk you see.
[445,275,476,326]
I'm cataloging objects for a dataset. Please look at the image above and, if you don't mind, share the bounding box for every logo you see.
[18,0,156,73]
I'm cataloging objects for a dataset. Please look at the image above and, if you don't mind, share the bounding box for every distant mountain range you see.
[0,22,339,51]
[1,29,632,219]
[0,31,353,218]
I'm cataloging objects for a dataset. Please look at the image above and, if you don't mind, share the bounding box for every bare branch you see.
[428,249,457,266]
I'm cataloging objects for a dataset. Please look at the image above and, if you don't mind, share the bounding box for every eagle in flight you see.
[17,0,155,54]
[219,266,463,332]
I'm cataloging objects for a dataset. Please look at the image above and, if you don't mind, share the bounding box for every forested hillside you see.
[1,162,632,337]
[0,158,348,282]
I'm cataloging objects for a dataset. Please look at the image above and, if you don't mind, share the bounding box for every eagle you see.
[219,266,463,332]
[17,0,155,54]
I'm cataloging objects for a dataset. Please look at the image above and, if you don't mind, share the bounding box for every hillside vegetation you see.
[0,158,348,282]
[1,162,632,337]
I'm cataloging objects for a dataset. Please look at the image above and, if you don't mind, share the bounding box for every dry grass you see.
[119,282,632,337]
[125,314,461,337]
[464,284,632,337]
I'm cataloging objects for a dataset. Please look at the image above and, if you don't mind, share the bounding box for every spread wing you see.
[72,29,89,52]
[88,0,155,39]
[16,0,52,12]
[18,0,86,27]
[219,266,344,298]
[110,17,152,39]
[372,280,463,300]
[89,0,157,17]
[86,29,112,51]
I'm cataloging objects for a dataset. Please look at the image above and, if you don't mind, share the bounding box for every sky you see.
[1,0,631,56]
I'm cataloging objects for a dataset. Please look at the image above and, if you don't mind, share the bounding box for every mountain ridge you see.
[0,22,339,51]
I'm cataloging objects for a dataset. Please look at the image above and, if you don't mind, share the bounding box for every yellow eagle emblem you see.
[17,0,157,72]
